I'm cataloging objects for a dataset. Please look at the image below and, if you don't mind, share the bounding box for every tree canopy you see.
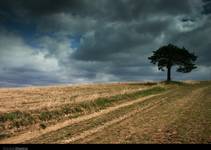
[148,44,197,81]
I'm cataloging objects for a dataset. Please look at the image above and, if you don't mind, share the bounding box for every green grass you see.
[39,111,55,121]
[94,86,165,105]
[0,111,35,128]
[0,111,23,122]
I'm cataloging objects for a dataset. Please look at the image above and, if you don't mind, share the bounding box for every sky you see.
[0,0,211,87]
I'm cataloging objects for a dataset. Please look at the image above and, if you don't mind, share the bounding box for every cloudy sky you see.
[0,0,211,87]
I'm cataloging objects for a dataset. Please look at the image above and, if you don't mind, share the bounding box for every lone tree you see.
[148,44,197,81]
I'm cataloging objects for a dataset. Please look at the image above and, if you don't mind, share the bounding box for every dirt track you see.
[76,87,209,144]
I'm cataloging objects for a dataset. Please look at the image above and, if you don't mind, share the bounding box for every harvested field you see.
[0,81,210,144]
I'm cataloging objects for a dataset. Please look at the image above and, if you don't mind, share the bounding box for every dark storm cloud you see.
[72,17,174,61]
[0,0,83,17]
[0,0,211,87]
[169,15,211,66]
[202,0,211,14]
[0,0,193,22]
[73,25,142,61]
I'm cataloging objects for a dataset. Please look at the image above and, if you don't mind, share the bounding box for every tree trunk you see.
[167,66,171,81]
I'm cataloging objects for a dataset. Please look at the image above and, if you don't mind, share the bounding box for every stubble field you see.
[0,81,210,144]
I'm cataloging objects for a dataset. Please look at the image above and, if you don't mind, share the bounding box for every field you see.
[0,81,210,144]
